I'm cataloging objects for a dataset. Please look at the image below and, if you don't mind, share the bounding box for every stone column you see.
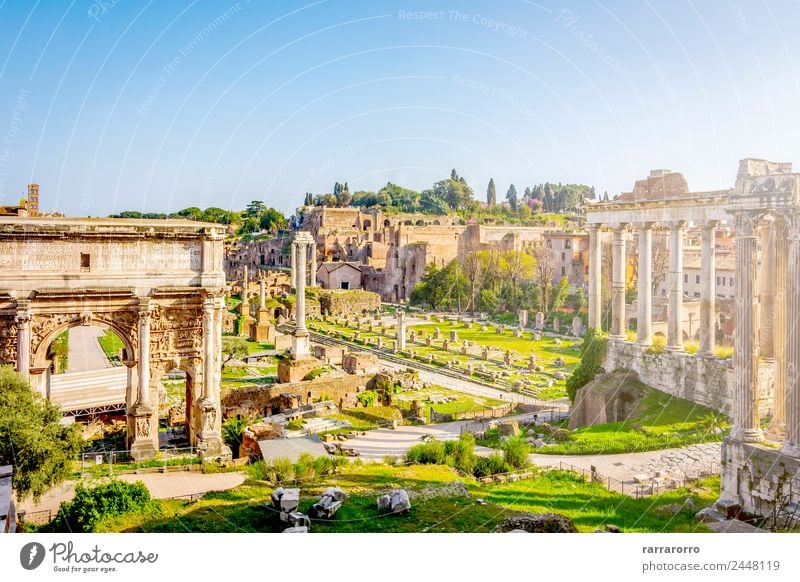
[15,300,31,380]
[611,225,627,339]
[291,232,313,359]
[202,297,215,401]
[698,222,718,357]
[290,242,297,289]
[781,213,800,456]
[667,222,686,351]
[768,216,788,439]
[259,279,266,309]
[587,225,602,330]
[758,218,775,360]
[307,242,315,287]
[130,298,156,461]
[136,301,151,406]
[636,224,653,345]
[732,212,763,443]
[397,310,407,350]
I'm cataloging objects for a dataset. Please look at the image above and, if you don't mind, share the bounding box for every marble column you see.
[137,301,151,406]
[732,212,763,443]
[758,219,775,360]
[587,226,602,330]
[698,222,717,357]
[768,216,788,439]
[611,225,627,339]
[397,310,407,350]
[290,241,297,289]
[259,279,266,309]
[291,232,313,359]
[636,224,653,345]
[15,300,31,380]
[781,213,800,456]
[202,298,215,401]
[667,222,685,351]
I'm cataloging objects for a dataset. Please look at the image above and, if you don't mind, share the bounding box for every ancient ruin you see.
[0,217,230,460]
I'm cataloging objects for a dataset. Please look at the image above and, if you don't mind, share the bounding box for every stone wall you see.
[222,373,367,416]
[316,289,380,316]
[606,340,773,416]
[721,439,800,517]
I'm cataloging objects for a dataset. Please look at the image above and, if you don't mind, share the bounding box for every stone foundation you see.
[720,438,800,518]
[277,357,324,383]
[606,340,773,416]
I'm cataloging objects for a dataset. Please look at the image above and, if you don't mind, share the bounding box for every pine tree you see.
[486,178,496,206]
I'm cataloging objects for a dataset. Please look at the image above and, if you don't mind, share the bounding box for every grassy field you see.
[97,329,125,361]
[392,384,506,417]
[328,406,404,431]
[495,379,728,455]
[95,463,717,533]
[309,318,579,399]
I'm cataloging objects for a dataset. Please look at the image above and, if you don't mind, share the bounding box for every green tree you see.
[221,336,249,369]
[552,276,571,310]
[565,329,608,402]
[0,366,83,500]
[245,200,267,218]
[506,184,518,211]
[486,178,496,206]
[501,435,529,470]
[259,207,287,232]
[49,480,150,532]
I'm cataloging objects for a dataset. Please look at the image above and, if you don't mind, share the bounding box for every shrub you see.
[303,367,328,381]
[356,390,378,407]
[406,439,447,465]
[50,480,150,532]
[501,435,529,470]
[295,452,317,480]
[565,328,608,402]
[444,433,477,474]
[473,453,509,477]
[222,417,248,458]
[383,455,398,466]
[645,335,667,355]
[247,457,296,484]
[286,418,304,431]
[715,345,734,359]
[683,340,699,355]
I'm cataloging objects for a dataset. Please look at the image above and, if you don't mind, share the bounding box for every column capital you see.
[668,220,687,231]
[637,222,655,230]
[786,211,800,240]
[611,222,630,231]
[701,220,720,231]
[732,211,763,238]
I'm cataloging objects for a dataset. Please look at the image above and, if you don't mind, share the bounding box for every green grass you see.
[328,406,403,431]
[392,385,506,417]
[95,463,718,533]
[51,330,69,373]
[538,385,729,455]
[97,329,125,361]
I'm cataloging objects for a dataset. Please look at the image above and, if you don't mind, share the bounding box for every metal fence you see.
[79,447,198,477]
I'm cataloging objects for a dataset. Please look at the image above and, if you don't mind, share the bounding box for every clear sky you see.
[1,0,799,216]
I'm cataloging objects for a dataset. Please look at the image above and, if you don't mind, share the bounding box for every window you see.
[695,275,700,284]
[80,253,90,269]
[340,281,350,289]
[730,277,734,287]
[694,292,700,298]
[683,274,688,284]
[565,239,572,249]
[561,266,566,276]
[561,252,566,261]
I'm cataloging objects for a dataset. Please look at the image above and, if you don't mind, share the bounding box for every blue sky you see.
[1,0,799,216]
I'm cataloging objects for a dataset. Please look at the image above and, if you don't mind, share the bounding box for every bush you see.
[286,419,304,431]
[383,455,398,466]
[501,435,529,470]
[295,452,317,480]
[356,390,378,407]
[405,439,447,465]
[303,367,328,381]
[50,480,150,532]
[565,328,608,402]
[222,417,248,458]
[444,433,477,474]
[247,457,296,484]
[473,453,510,478]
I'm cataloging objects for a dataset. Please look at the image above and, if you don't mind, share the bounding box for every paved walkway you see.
[18,471,245,523]
[67,326,112,372]
[529,442,722,484]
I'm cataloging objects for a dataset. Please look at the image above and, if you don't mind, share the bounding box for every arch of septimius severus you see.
[0,217,231,461]
[586,158,800,516]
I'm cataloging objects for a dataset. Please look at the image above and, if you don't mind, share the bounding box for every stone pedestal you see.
[129,404,157,461]
[196,398,231,460]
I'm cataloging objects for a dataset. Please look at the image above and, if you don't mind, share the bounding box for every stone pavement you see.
[67,326,113,372]
[529,442,722,484]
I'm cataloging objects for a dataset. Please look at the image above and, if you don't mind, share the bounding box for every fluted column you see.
[636,224,653,345]
[396,310,407,350]
[667,222,686,350]
[732,212,763,443]
[781,213,800,456]
[759,218,776,359]
[611,225,627,339]
[15,300,31,380]
[588,225,602,330]
[202,297,215,401]
[768,216,788,439]
[137,300,151,406]
[290,242,297,289]
[698,222,718,357]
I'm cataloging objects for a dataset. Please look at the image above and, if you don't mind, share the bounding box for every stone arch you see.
[31,315,136,369]
[362,219,372,231]
[154,357,202,447]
